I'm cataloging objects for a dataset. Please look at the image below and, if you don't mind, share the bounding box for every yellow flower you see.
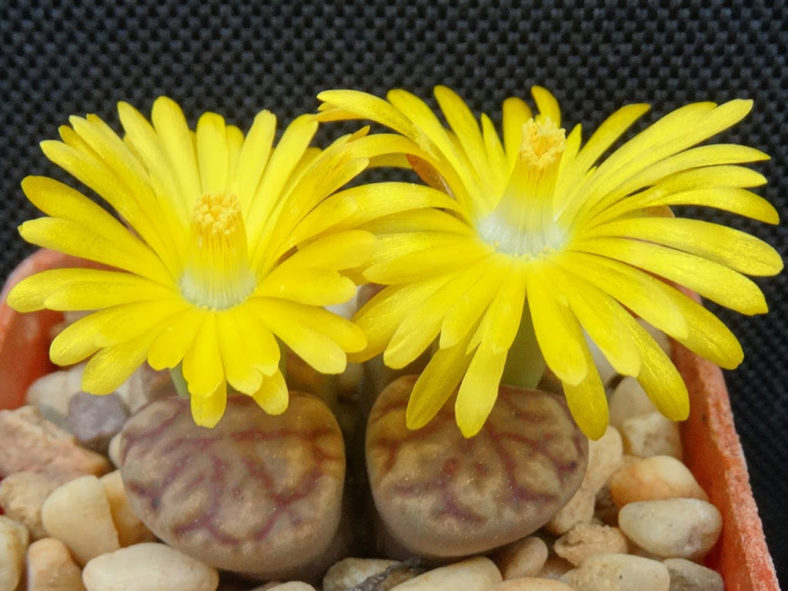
[318,86,783,439]
[8,97,376,427]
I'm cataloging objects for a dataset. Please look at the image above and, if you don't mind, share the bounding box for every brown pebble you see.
[553,523,629,566]
[67,392,129,454]
[494,536,549,579]
[0,471,60,539]
[0,406,111,481]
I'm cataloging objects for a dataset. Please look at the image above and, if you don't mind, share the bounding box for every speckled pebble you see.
[0,470,60,539]
[620,412,682,460]
[562,553,669,591]
[82,543,219,591]
[553,522,629,566]
[618,499,722,559]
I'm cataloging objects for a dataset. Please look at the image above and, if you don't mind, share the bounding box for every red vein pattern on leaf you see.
[121,397,343,548]
[369,381,586,527]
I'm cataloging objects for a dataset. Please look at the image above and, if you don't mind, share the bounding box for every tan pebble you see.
[41,474,120,565]
[0,406,111,481]
[100,470,155,546]
[0,516,29,591]
[494,536,548,579]
[663,558,724,591]
[26,537,85,591]
[82,543,219,591]
[618,499,722,559]
[608,377,658,429]
[0,470,60,539]
[323,557,398,591]
[562,553,669,591]
[537,556,573,580]
[25,364,85,416]
[620,412,682,459]
[390,557,502,590]
[547,426,623,534]
[107,433,123,468]
[553,522,628,566]
[493,577,575,590]
[609,456,707,507]
[638,320,672,354]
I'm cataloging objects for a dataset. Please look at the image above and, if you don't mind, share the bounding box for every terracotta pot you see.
[0,249,780,589]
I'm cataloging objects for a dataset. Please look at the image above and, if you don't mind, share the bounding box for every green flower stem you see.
[500,306,546,390]
[170,365,190,398]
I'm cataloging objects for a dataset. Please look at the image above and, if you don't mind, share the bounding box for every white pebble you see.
[0,516,29,591]
[82,543,219,591]
[620,412,682,459]
[663,558,724,591]
[609,377,658,429]
[618,499,722,559]
[562,553,669,591]
[25,364,85,417]
[41,474,120,565]
[390,556,502,590]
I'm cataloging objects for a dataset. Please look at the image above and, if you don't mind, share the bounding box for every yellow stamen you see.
[180,193,256,309]
[477,117,567,258]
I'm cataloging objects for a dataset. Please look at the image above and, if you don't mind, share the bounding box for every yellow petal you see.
[256,267,356,306]
[585,217,783,276]
[217,310,263,395]
[231,109,277,213]
[318,89,418,137]
[251,370,289,415]
[151,96,201,213]
[435,86,487,177]
[440,260,504,348]
[556,268,641,377]
[352,275,449,361]
[251,299,357,374]
[182,313,224,397]
[407,339,473,429]
[625,317,689,420]
[526,266,587,385]
[278,230,376,272]
[556,252,688,339]
[147,308,206,370]
[190,382,227,428]
[576,236,769,314]
[561,358,608,440]
[532,86,562,127]
[455,343,508,438]
[502,97,532,169]
[81,329,159,394]
[196,112,229,195]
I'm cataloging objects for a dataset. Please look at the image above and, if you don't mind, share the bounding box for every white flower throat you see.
[477,118,568,258]
[180,193,256,310]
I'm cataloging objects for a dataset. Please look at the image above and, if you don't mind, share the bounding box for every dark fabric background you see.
[2,0,786,582]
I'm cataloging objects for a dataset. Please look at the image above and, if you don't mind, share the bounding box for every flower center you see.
[477,117,567,258]
[180,193,256,310]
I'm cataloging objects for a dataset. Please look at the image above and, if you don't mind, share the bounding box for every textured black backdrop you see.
[2,0,786,582]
